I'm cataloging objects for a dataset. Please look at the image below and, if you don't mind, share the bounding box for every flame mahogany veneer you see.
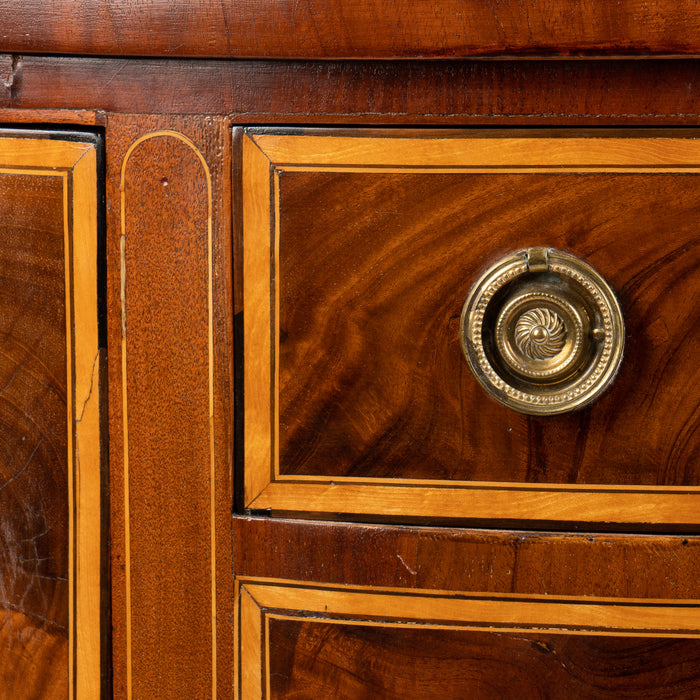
[1,5,699,697]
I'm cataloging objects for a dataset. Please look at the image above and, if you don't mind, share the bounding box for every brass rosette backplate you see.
[460,247,624,415]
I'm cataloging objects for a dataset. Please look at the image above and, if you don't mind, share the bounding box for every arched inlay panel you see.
[121,130,215,699]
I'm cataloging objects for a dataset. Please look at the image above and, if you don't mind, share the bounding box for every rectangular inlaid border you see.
[237,577,700,700]
[242,129,700,524]
[0,134,101,698]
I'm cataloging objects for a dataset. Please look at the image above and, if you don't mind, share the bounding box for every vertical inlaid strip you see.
[240,587,263,700]
[120,130,215,698]
[64,169,75,700]
[71,145,100,700]
[243,135,274,502]
[118,218,131,700]
[273,170,281,482]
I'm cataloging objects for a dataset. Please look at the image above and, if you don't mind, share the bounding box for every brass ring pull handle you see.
[459,247,624,415]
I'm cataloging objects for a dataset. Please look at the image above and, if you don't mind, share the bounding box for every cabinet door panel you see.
[0,132,100,698]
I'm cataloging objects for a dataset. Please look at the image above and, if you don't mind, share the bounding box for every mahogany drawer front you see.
[239,578,700,698]
[241,129,700,525]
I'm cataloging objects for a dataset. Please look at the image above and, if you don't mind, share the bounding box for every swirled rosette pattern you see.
[514,308,566,360]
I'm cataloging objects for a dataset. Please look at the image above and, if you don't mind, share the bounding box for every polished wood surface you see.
[69,138,102,700]
[106,115,234,699]
[0,159,68,699]
[233,517,700,600]
[269,620,700,699]
[242,130,700,524]
[6,57,700,126]
[277,169,698,485]
[2,12,699,696]
[236,523,700,696]
[0,1,698,59]
[0,133,100,698]
[242,134,274,505]
[240,578,700,699]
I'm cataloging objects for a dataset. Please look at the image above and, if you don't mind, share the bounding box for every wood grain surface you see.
[0,133,101,699]
[68,139,102,700]
[107,115,234,699]
[233,516,700,600]
[0,1,699,58]
[2,9,699,699]
[0,169,69,697]
[276,168,699,486]
[240,131,700,523]
[269,619,700,699]
[6,57,700,126]
[240,577,700,699]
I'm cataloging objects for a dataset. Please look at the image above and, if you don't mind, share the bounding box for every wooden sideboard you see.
[1,3,699,698]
